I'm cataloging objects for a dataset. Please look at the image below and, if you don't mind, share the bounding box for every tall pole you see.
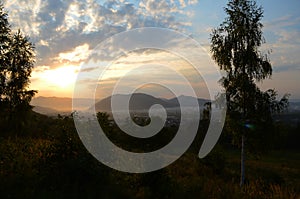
[240,134,245,187]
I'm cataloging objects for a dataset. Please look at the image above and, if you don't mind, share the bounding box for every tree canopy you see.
[0,2,37,133]
[210,0,289,186]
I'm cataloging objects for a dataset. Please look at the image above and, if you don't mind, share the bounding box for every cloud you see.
[179,0,186,8]
[4,0,45,36]
[32,65,51,73]
[261,15,300,74]
[73,46,215,100]
[276,30,300,44]
[4,0,198,70]
[4,0,208,98]
[187,0,198,5]
[264,15,300,30]
[259,70,300,99]
[56,43,91,63]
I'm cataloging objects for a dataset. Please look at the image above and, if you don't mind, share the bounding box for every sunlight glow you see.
[40,66,79,89]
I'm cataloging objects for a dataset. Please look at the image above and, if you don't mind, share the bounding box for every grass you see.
[1,140,298,198]
[223,149,300,199]
[0,126,299,198]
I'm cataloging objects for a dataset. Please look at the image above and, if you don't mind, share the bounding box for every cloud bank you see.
[4,0,199,68]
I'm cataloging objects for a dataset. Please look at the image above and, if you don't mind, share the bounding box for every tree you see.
[97,112,112,133]
[0,2,37,133]
[210,0,288,186]
[0,2,10,99]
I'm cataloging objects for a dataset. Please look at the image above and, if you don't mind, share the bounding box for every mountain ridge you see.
[30,95,300,116]
[31,94,210,113]
[93,93,210,112]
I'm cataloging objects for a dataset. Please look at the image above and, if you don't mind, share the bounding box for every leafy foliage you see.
[210,0,289,121]
[210,0,289,186]
[0,2,37,134]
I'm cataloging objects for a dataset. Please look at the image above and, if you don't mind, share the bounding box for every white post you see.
[240,135,245,187]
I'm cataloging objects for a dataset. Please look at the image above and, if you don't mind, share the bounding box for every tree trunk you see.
[240,135,245,187]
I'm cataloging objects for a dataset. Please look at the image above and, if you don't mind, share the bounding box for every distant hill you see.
[31,94,210,115]
[32,95,300,117]
[32,106,60,116]
[31,97,72,112]
[94,93,209,112]
[289,101,300,112]
[31,97,95,112]
[95,93,175,112]
[167,95,210,107]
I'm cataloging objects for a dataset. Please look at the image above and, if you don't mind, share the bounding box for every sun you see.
[41,65,78,89]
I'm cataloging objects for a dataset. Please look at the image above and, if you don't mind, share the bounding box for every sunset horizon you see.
[3,0,300,100]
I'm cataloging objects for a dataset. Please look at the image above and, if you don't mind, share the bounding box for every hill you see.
[30,97,95,113]
[94,93,209,112]
[32,106,61,116]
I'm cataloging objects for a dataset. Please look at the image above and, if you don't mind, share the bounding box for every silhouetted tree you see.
[210,0,288,186]
[97,112,111,133]
[0,2,10,100]
[0,2,37,134]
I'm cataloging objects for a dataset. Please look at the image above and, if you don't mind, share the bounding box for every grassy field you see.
[222,149,300,198]
[0,113,298,198]
[0,134,299,198]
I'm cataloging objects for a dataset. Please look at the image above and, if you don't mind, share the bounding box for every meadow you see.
[0,113,299,199]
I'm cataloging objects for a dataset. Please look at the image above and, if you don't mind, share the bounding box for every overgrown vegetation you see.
[0,112,299,198]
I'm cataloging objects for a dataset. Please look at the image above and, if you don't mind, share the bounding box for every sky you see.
[3,0,300,100]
